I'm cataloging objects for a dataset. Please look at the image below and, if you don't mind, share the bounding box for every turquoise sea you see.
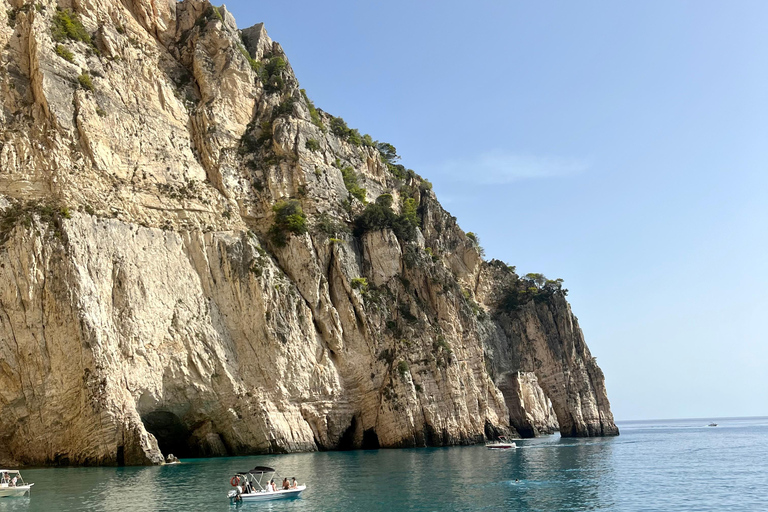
[1,417,766,511]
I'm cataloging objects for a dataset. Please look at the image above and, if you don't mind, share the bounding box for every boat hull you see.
[229,486,305,503]
[486,443,517,450]
[0,485,33,497]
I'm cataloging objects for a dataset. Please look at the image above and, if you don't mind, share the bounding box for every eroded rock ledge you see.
[0,0,616,467]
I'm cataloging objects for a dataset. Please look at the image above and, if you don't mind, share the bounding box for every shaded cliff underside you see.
[0,0,617,466]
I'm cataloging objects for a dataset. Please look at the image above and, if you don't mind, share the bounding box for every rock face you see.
[0,0,617,467]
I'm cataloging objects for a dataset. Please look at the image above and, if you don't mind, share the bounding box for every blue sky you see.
[221,1,768,420]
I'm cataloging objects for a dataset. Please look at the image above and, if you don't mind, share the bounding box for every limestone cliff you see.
[0,0,617,467]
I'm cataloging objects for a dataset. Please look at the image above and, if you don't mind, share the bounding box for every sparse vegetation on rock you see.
[51,9,91,44]
[77,72,94,91]
[269,199,307,247]
[55,44,74,62]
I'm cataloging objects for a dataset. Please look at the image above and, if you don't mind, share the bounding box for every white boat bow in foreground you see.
[0,470,34,498]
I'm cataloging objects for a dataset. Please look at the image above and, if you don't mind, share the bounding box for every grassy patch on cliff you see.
[51,9,91,44]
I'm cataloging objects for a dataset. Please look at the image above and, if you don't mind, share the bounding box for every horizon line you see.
[615,415,768,422]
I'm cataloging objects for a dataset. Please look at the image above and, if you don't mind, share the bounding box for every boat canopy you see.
[240,466,275,474]
[0,470,20,474]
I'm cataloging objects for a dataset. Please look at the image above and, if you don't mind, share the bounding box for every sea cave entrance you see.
[141,411,194,459]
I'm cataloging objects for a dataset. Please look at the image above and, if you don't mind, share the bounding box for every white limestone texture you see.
[0,0,617,466]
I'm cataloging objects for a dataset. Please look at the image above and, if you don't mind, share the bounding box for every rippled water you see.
[2,417,766,511]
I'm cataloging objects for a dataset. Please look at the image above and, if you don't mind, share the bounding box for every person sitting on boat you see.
[282,478,290,490]
[10,476,17,487]
[291,477,298,489]
[269,479,277,492]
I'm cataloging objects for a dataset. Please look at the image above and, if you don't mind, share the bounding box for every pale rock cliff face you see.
[0,0,617,467]
[497,372,558,438]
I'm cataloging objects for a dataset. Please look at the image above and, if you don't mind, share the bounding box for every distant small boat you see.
[486,436,517,450]
[0,470,34,498]
[707,423,718,427]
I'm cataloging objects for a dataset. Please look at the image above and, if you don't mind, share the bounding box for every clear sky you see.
[220,1,768,421]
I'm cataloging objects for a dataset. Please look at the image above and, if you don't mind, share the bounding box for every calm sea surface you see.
[2,417,766,511]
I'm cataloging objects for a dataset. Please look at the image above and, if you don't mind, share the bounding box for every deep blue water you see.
[1,417,766,511]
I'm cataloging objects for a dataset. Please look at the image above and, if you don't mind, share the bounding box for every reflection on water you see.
[1,417,766,511]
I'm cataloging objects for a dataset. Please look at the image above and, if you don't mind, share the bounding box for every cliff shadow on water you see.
[0,0,616,467]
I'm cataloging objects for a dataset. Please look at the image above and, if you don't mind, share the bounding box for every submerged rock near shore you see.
[0,0,618,467]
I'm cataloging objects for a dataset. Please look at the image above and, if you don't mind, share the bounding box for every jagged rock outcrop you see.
[0,0,617,467]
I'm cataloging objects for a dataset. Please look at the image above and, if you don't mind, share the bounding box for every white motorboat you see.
[227,466,306,503]
[486,436,517,450]
[0,470,34,498]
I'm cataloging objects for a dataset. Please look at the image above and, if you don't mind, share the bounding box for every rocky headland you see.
[0,0,617,466]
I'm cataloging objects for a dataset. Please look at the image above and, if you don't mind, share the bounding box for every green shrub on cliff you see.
[55,44,74,62]
[196,6,223,27]
[257,55,287,93]
[77,72,94,91]
[300,89,325,131]
[401,198,419,227]
[347,129,362,146]
[237,44,260,71]
[305,138,320,152]
[466,232,485,257]
[339,164,366,203]
[240,120,273,154]
[268,199,307,247]
[330,116,351,138]
[351,277,368,292]
[314,213,351,239]
[273,98,295,119]
[353,194,419,242]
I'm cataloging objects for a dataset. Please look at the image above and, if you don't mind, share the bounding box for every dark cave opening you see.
[337,416,357,450]
[361,428,380,450]
[141,411,193,459]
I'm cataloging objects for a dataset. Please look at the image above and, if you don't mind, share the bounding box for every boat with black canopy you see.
[227,466,306,503]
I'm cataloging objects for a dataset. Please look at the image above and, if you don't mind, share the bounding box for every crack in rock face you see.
[0,0,617,467]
